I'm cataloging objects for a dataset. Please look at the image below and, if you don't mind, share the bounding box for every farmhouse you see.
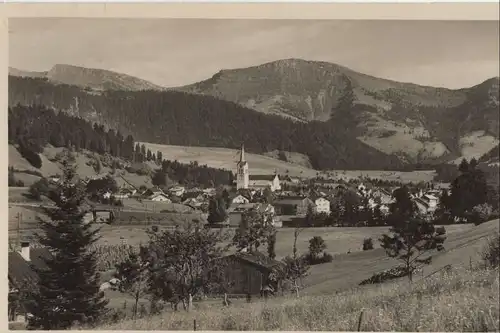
[371,188,393,205]
[282,175,301,184]
[273,196,314,216]
[8,242,51,323]
[313,179,339,189]
[231,194,251,205]
[114,188,136,199]
[227,203,278,227]
[149,193,171,202]
[422,194,439,210]
[217,251,283,295]
[312,196,331,214]
[168,186,186,197]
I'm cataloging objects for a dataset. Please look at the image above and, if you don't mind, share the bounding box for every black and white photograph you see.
[5,10,500,331]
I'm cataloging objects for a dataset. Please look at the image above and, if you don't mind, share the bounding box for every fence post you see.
[193,319,197,331]
[469,256,473,271]
[357,310,364,331]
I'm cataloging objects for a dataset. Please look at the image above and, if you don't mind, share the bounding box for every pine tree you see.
[267,232,277,259]
[156,151,163,164]
[25,154,109,329]
[379,217,446,283]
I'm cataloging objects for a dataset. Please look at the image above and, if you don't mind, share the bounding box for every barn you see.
[217,251,283,296]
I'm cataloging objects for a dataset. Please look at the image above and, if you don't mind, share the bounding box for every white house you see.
[149,193,171,202]
[169,186,186,197]
[232,194,250,205]
[227,203,279,227]
[115,188,136,199]
[313,197,331,214]
[423,194,439,210]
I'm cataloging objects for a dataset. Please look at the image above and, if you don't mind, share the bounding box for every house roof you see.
[183,191,204,199]
[231,251,282,270]
[424,194,438,200]
[8,248,52,288]
[249,175,277,181]
[228,203,258,213]
[274,197,310,205]
[149,193,170,199]
[312,196,330,203]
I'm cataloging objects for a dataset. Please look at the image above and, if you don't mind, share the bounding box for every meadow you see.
[94,258,499,331]
[139,142,318,178]
[139,142,439,183]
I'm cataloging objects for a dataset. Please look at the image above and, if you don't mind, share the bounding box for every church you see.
[236,144,281,192]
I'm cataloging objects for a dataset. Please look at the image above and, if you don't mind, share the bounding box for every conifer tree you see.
[25,153,109,329]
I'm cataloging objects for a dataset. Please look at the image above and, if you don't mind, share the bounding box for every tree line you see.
[8,103,234,188]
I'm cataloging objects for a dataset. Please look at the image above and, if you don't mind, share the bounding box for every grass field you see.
[139,142,318,178]
[323,169,437,183]
[95,267,499,331]
[140,142,441,183]
[92,220,500,331]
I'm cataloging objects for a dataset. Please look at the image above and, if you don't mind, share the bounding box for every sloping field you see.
[8,144,154,192]
[140,142,439,183]
[303,219,499,295]
[325,169,437,183]
[95,220,500,332]
[139,142,318,178]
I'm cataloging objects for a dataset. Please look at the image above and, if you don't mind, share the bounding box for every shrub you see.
[8,168,25,187]
[481,234,500,268]
[305,252,333,265]
[471,203,494,225]
[308,236,326,259]
[27,178,50,200]
[18,144,42,169]
[359,265,411,285]
[362,237,374,251]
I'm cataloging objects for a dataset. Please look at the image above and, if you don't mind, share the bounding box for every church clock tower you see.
[236,143,249,190]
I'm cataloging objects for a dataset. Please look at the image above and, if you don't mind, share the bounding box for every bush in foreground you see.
[362,237,374,251]
[482,233,500,268]
[92,266,499,331]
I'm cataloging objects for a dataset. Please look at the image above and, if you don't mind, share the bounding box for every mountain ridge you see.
[8,59,499,165]
[9,64,164,92]
[174,58,499,163]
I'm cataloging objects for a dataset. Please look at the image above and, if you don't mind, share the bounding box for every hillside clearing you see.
[139,142,318,178]
[8,144,154,188]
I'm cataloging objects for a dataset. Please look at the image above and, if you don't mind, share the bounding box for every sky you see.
[8,18,500,89]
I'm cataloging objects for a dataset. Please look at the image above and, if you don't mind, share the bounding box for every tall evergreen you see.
[25,152,108,329]
[450,158,488,219]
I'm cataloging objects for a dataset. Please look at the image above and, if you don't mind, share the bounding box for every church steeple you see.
[236,142,249,190]
[239,143,245,163]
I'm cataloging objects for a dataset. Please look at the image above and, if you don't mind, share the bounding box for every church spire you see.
[239,143,245,163]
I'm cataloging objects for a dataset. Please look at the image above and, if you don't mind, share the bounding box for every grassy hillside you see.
[93,220,499,331]
[8,144,154,188]
[95,267,499,331]
[139,142,317,177]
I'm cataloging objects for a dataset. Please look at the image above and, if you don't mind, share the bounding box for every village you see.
[67,144,446,230]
